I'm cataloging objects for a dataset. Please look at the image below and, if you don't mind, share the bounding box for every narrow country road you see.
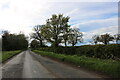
[1,50,107,78]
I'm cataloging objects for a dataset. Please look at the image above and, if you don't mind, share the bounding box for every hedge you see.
[35,44,120,60]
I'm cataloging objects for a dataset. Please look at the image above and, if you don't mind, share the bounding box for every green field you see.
[33,50,120,78]
[0,50,21,63]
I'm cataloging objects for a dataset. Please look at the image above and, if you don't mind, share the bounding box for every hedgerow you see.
[35,44,120,60]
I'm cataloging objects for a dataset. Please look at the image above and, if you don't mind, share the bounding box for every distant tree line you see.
[92,33,120,45]
[2,31,28,51]
[30,14,83,48]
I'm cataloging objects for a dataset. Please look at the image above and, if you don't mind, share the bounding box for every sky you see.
[0,0,119,45]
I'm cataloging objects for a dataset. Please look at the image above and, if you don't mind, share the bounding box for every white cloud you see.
[38,0,119,2]
[67,4,117,23]
[83,26,118,40]
[80,17,117,25]
[0,0,51,36]
[73,17,118,29]
[0,0,118,38]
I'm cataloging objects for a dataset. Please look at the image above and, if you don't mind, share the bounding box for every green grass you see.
[33,50,120,78]
[0,50,21,63]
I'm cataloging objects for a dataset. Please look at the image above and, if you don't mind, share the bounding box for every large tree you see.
[41,14,70,47]
[68,28,83,46]
[31,25,45,47]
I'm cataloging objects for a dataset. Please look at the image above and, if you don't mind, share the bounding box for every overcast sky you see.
[0,0,119,45]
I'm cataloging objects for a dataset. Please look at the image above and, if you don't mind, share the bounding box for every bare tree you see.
[99,33,114,45]
[31,25,45,47]
[68,28,83,46]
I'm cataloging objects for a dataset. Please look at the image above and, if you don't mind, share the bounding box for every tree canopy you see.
[30,25,45,47]
[30,40,40,49]
[41,14,70,47]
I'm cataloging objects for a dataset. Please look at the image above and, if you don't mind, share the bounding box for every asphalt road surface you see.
[1,50,107,78]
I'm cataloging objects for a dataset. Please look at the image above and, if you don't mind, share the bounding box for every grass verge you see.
[0,50,22,63]
[33,50,120,78]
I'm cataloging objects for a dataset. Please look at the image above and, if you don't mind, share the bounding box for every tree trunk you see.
[55,39,59,47]
[104,41,107,45]
[95,42,97,45]
[39,40,43,47]
[54,42,58,47]
[65,40,67,47]
[72,43,75,46]
[116,40,118,44]
[95,41,97,45]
